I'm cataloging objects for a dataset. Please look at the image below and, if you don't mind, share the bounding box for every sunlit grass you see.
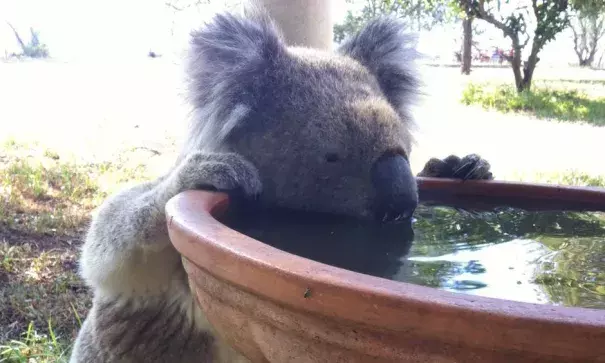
[0,140,153,360]
[0,321,71,363]
[461,82,605,126]
[504,169,605,188]
[0,140,150,235]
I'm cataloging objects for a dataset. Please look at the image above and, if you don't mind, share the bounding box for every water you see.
[219,204,605,309]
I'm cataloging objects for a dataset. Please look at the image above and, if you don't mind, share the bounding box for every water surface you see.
[220,204,605,309]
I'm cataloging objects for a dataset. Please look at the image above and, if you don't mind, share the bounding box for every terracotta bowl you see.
[166,178,605,363]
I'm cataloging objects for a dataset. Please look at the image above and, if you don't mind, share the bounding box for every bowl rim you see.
[166,177,605,355]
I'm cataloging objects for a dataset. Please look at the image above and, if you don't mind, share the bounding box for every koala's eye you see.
[325,153,340,163]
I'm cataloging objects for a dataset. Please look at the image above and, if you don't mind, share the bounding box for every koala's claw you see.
[417,153,494,180]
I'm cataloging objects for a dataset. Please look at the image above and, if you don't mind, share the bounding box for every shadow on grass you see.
[461,83,605,126]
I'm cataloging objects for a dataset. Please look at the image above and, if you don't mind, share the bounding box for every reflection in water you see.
[402,239,553,304]
[220,204,605,309]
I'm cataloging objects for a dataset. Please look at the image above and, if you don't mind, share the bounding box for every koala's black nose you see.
[371,153,419,223]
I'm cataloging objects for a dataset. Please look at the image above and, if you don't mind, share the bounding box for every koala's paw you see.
[417,154,494,180]
[174,152,262,198]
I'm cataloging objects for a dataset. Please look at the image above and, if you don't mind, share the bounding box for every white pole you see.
[257,0,334,51]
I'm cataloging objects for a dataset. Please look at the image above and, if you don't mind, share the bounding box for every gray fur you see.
[71,7,492,363]
[70,151,260,363]
[337,16,421,124]
[181,7,285,156]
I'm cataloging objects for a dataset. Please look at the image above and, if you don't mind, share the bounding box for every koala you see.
[70,6,493,363]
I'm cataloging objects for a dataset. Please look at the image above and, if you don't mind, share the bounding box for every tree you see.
[450,0,481,74]
[468,0,570,92]
[333,0,449,43]
[461,17,474,74]
[5,22,49,59]
[569,1,605,67]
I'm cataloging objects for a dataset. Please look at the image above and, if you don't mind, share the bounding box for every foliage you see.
[461,82,605,125]
[333,0,450,42]
[510,170,605,187]
[334,10,369,43]
[465,1,570,92]
[569,0,605,67]
[533,234,605,308]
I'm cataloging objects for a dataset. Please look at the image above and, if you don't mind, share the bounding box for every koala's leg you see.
[70,152,260,363]
[417,153,494,180]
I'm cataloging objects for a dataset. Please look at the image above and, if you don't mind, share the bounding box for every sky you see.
[0,0,578,64]
[0,0,351,60]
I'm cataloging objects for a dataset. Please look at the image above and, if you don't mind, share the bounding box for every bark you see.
[511,47,524,92]
[461,17,473,75]
[258,0,334,51]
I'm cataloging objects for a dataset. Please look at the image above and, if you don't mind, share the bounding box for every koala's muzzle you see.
[371,153,419,223]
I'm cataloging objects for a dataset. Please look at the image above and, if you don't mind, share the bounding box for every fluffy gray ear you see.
[337,17,420,119]
[187,8,284,106]
[183,8,285,151]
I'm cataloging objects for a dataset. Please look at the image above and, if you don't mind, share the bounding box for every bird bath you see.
[166,177,605,363]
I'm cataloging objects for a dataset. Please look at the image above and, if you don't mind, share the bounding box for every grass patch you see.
[461,82,605,126]
[0,321,70,363]
[0,140,154,360]
[505,169,605,188]
[0,141,150,236]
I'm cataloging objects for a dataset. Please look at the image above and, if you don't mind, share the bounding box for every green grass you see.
[0,321,70,363]
[0,140,153,361]
[461,82,605,126]
[0,140,149,235]
[506,169,605,188]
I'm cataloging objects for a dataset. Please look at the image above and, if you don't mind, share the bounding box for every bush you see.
[461,83,605,126]
[6,25,50,59]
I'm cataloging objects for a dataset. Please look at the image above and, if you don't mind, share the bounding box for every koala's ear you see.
[337,17,420,119]
[186,8,285,110]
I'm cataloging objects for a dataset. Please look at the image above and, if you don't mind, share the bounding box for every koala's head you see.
[183,8,421,222]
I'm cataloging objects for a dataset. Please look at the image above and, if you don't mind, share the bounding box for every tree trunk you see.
[258,0,334,51]
[461,17,473,75]
[510,46,524,92]
[509,39,540,93]
[518,51,539,92]
[586,47,597,67]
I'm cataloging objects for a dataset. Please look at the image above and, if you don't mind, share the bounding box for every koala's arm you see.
[79,151,262,297]
[72,151,260,362]
[417,154,494,180]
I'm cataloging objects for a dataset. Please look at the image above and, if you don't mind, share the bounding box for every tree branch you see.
[475,0,516,39]
[6,21,26,50]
